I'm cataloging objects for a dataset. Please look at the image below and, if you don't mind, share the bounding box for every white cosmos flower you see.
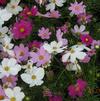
[6,0,23,15]
[46,0,66,11]
[0,58,21,78]
[71,25,89,35]
[21,67,45,87]
[0,8,12,27]
[0,26,8,39]
[4,86,25,101]
[62,44,87,63]
[43,41,67,54]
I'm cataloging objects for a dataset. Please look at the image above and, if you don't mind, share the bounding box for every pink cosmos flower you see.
[87,49,96,57]
[14,44,29,62]
[30,47,51,67]
[56,29,68,46]
[12,20,32,39]
[49,96,63,101]
[20,6,38,19]
[38,27,51,39]
[2,75,18,88]
[80,55,90,63]
[68,2,86,15]
[45,10,61,18]
[80,34,93,46]
[0,0,6,5]
[91,40,100,49]
[68,79,87,98]
[77,13,92,24]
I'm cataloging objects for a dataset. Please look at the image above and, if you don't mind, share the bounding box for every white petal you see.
[5,88,14,98]
[80,25,85,32]
[62,52,71,62]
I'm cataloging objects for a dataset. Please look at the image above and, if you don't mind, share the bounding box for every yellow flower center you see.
[70,49,75,53]
[20,28,25,33]
[85,38,89,42]
[10,97,16,101]
[0,32,2,36]
[27,11,32,15]
[32,75,36,80]
[4,66,10,71]
[52,0,56,3]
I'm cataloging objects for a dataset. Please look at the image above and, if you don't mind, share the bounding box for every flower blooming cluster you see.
[0,0,99,101]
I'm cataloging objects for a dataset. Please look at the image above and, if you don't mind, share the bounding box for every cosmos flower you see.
[38,27,51,39]
[30,47,51,67]
[14,44,29,62]
[80,34,93,46]
[0,58,21,78]
[21,67,45,87]
[4,86,25,101]
[0,85,6,100]
[46,0,66,11]
[68,79,87,98]
[12,20,32,39]
[68,1,86,15]
[2,75,18,88]
[0,0,7,5]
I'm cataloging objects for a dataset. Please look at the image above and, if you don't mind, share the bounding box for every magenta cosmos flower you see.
[80,34,93,46]
[38,27,51,39]
[20,6,38,18]
[2,75,18,88]
[49,95,63,101]
[12,20,32,39]
[0,85,6,100]
[14,44,29,62]
[30,47,51,67]
[0,0,6,5]
[68,79,87,98]
[68,2,86,15]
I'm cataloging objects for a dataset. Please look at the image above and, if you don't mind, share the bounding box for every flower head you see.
[0,85,6,100]
[0,0,7,5]
[30,47,51,67]
[14,44,29,62]
[12,20,32,39]
[21,67,45,87]
[68,2,86,15]
[68,79,87,98]
[38,27,51,39]
[80,34,93,46]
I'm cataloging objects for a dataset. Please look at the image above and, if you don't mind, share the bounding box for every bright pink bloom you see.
[30,47,51,67]
[80,34,93,46]
[28,41,42,49]
[12,20,32,39]
[0,0,6,5]
[20,6,38,19]
[14,44,29,62]
[77,13,92,24]
[68,2,86,15]
[68,79,87,98]
[38,27,51,39]
[49,96,63,101]
[2,75,18,88]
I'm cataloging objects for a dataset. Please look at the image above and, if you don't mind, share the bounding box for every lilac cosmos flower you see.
[2,75,18,88]
[38,27,51,39]
[14,44,29,62]
[30,47,51,67]
[68,2,86,15]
